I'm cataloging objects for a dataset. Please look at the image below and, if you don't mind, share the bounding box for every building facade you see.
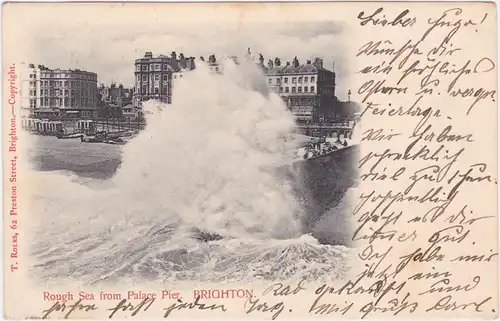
[20,64,98,119]
[266,57,337,123]
[37,66,98,118]
[134,51,195,117]
[98,83,133,118]
[19,63,42,118]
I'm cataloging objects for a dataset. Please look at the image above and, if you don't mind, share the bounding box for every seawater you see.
[27,59,352,285]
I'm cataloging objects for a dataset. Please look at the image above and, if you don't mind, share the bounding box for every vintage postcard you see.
[2,2,498,319]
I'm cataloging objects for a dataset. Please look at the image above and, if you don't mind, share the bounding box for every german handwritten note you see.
[2,2,497,319]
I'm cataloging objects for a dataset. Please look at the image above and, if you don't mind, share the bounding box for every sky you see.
[14,4,352,100]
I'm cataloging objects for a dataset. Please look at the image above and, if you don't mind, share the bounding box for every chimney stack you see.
[306,60,311,64]
[313,57,323,69]
[145,52,153,59]
[171,51,177,60]
[268,59,274,69]
[259,53,264,66]
[293,56,299,68]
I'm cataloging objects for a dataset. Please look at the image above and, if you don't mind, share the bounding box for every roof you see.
[266,63,327,76]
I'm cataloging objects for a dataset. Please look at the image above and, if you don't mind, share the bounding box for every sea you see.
[25,60,356,286]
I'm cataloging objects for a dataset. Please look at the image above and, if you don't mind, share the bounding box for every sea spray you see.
[114,59,304,239]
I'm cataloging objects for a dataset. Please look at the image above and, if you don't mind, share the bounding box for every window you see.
[136,75,141,82]
[310,86,315,93]
[298,76,303,84]
[155,64,161,71]
[311,76,315,82]
[142,65,148,72]
[180,75,183,78]
[298,87,302,93]
[292,77,296,84]
[304,77,308,83]
[284,77,288,84]
[277,78,281,84]
[215,67,219,72]
[304,86,308,93]
[136,65,141,72]
[142,85,147,94]
[268,78,272,84]
[64,81,68,87]
[154,74,160,81]
[154,87,159,94]
[285,87,289,93]
[163,64,168,70]
[142,75,147,82]
[279,87,283,93]
[292,87,296,93]
[163,74,168,81]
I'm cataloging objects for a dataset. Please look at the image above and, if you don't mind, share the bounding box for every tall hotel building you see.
[20,63,98,118]
[134,51,195,115]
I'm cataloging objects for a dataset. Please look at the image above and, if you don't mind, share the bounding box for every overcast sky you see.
[15,5,352,99]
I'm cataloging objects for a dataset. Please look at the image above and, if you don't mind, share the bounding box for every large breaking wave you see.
[27,59,353,285]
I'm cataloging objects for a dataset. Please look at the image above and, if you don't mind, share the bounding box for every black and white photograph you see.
[16,4,361,285]
[1,1,363,291]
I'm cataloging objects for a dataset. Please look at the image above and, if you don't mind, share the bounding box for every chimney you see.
[179,53,186,68]
[268,59,274,69]
[171,51,177,60]
[313,57,323,69]
[187,57,195,70]
[200,56,205,61]
[274,57,281,67]
[332,61,336,72]
[293,56,299,68]
[286,62,290,66]
[247,47,251,55]
[259,53,264,66]
[306,60,311,64]
[145,52,153,59]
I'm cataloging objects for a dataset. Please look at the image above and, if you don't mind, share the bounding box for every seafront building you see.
[265,57,337,123]
[98,83,133,119]
[20,63,98,119]
[133,51,196,118]
[133,49,340,123]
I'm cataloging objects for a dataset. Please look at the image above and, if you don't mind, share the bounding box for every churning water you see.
[27,59,353,285]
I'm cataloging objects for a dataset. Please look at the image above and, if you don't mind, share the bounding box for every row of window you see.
[136,64,171,72]
[137,85,169,95]
[136,74,175,82]
[36,80,96,89]
[38,89,94,98]
[36,97,96,107]
[269,76,316,85]
[275,86,316,94]
[40,73,96,80]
